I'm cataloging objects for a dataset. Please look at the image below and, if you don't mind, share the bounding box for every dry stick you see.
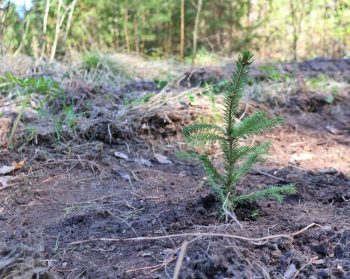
[293,256,318,278]
[172,241,188,279]
[255,170,289,183]
[69,223,319,246]
[0,185,11,192]
[126,262,173,274]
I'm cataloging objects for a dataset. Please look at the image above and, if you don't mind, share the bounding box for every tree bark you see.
[192,0,203,65]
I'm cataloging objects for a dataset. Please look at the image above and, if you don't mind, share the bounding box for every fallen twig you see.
[0,184,11,192]
[255,170,289,183]
[69,223,320,246]
[172,241,188,279]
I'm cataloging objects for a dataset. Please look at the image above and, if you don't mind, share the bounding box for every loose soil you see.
[0,58,350,279]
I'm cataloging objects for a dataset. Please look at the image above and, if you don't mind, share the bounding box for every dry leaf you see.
[0,160,25,175]
[154,153,172,165]
[12,160,25,169]
[114,151,129,161]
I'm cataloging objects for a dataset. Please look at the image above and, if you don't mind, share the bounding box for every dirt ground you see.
[0,58,350,279]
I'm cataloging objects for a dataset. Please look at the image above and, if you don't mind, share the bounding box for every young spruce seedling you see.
[181,50,296,211]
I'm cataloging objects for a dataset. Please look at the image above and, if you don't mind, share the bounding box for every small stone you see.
[62,262,68,268]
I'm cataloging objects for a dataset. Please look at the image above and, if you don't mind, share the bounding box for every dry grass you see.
[115,86,224,138]
[0,245,54,279]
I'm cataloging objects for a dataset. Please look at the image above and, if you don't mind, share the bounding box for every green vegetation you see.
[1,1,349,62]
[0,73,61,146]
[82,51,104,70]
[0,73,83,145]
[82,52,121,74]
[258,65,290,82]
[304,74,346,104]
[180,51,296,212]
[63,51,130,88]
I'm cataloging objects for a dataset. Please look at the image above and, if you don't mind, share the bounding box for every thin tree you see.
[0,2,10,54]
[290,0,305,62]
[14,16,31,55]
[180,0,185,61]
[40,0,51,60]
[49,0,63,62]
[124,7,130,52]
[49,0,71,62]
[192,0,203,65]
[63,0,78,44]
[134,16,139,54]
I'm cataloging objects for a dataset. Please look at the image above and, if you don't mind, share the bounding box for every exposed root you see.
[69,223,320,246]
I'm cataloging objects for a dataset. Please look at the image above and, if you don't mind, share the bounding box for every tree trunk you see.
[166,22,172,58]
[292,1,298,62]
[63,0,78,43]
[192,0,203,65]
[134,17,139,54]
[140,7,145,54]
[40,0,51,60]
[14,17,31,55]
[49,0,63,62]
[0,3,10,54]
[113,14,120,49]
[180,0,185,61]
[124,8,130,52]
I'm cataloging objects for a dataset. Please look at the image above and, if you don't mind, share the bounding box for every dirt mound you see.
[178,67,228,88]
[287,93,331,113]
[226,58,350,85]
[284,58,350,78]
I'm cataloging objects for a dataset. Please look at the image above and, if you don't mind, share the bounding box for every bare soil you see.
[0,59,350,279]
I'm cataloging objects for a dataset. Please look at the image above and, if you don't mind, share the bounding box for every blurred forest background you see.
[0,0,349,63]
